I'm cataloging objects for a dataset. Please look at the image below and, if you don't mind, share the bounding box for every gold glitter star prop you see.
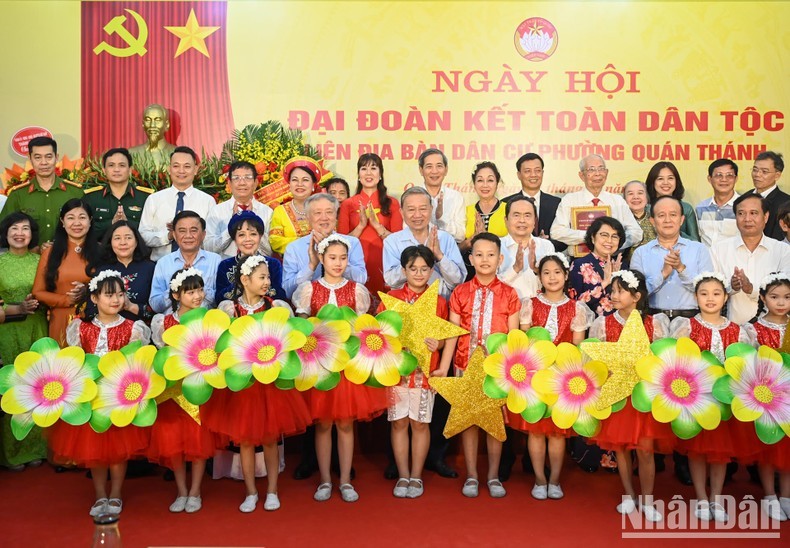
[429,347,507,441]
[580,312,652,410]
[780,326,790,354]
[379,280,468,377]
[155,382,201,425]
[165,9,220,58]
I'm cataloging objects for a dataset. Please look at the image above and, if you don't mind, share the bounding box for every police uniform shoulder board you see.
[63,180,83,189]
[6,181,31,195]
[135,185,154,194]
[84,185,105,195]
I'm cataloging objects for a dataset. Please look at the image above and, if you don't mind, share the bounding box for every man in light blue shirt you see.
[282,193,367,297]
[149,210,222,312]
[632,196,712,317]
[383,187,466,299]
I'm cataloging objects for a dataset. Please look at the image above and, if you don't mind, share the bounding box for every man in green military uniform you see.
[83,148,152,239]
[0,136,84,244]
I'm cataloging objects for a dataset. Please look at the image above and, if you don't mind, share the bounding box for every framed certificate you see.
[570,205,611,256]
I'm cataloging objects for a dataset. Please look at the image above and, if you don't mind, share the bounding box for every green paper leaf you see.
[345,335,360,359]
[483,375,508,399]
[226,366,253,392]
[780,352,790,370]
[365,375,385,388]
[289,317,314,337]
[315,372,341,391]
[612,398,627,413]
[338,306,358,323]
[573,416,599,437]
[83,354,101,380]
[180,307,208,326]
[182,375,214,405]
[89,411,112,433]
[631,382,652,413]
[376,310,402,335]
[0,365,16,394]
[650,337,676,357]
[397,352,417,377]
[712,376,734,404]
[10,413,35,441]
[580,337,600,345]
[153,347,171,377]
[700,350,722,367]
[216,330,232,353]
[725,342,756,360]
[671,418,702,440]
[521,401,547,424]
[278,352,301,380]
[719,402,732,421]
[30,337,60,355]
[120,341,141,359]
[317,304,342,321]
[274,378,295,390]
[755,417,786,445]
[132,400,158,427]
[486,333,508,355]
[525,327,551,342]
[61,401,92,426]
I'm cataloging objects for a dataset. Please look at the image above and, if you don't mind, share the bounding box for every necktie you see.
[172,191,185,251]
[526,196,538,236]
[238,203,249,211]
[592,198,601,206]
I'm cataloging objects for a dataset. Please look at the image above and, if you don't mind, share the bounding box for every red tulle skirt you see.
[146,400,215,468]
[594,400,676,454]
[507,411,569,438]
[758,438,790,472]
[201,382,311,446]
[307,375,388,423]
[47,422,150,468]
[677,420,758,464]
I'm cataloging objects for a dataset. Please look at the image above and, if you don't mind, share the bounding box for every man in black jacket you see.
[744,151,788,241]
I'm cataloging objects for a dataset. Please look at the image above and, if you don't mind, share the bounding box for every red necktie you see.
[592,198,601,206]
[238,203,249,211]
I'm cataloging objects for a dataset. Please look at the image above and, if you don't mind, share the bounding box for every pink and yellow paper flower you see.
[483,328,557,423]
[161,308,231,405]
[632,337,726,439]
[218,307,306,391]
[714,343,790,444]
[90,344,166,433]
[0,338,99,440]
[532,343,612,436]
[345,311,416,387]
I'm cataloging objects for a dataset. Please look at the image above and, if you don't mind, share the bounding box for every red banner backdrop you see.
[80,0,234,157]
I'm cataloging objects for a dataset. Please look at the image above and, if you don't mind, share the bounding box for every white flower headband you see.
[89,270,122,293]
[240,255,267,277]
[317,234,350,255]
[170,267,204,292]
[611,270,639,290]
[692,271,726,289]
[542,252,569,270]
[760,272,790,292]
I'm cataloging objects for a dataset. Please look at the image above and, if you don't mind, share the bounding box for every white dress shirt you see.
[550,188,643,252]
[204,197,273,259]
[695,193,739,248]
[498,234,555,299]
[425,186,467,242]
[712,234,790,324]
[139,185,217,261]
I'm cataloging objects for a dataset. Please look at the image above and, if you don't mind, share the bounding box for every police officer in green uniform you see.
[82,148,153,239]
[0,136,83,244]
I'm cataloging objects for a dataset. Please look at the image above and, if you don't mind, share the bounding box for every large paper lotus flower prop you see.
[483,328,557,422]
[283,304,354,392]
[632,337,726,439]
[714,344,790,444]
[160,308,231,405]
[218,307,306,391]
[532,343,612,436]
[90,344,166,433]
[345,311,416,387]
[0,338,99,440]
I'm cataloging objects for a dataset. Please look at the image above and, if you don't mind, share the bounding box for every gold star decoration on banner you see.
[429,347,507,441]
[379,280,468,377]
[165,9,220,58]
[580,312,652,410]
[155,383,201,425]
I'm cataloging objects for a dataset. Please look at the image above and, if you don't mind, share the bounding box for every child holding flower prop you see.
[203,255,311,513]
[716,272,790,521]
[149,268,216,514]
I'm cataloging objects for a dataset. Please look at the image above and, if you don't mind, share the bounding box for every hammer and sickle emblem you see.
[93,9,149,58]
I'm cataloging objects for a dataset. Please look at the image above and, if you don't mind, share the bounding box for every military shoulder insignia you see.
[136,186,154,194]
[6,181,31,194]
[84,186,105,194]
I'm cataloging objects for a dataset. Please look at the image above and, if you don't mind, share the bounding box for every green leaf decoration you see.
[90,411,112,433]
[289,317,314,337]
[338,306,358,323]
[61,401,92,426]
[755,417,786,445]
[573,415,599,437]
[30,337,60,355]
[631,382,652,413]
[700,350,722,367]
[612,398,627,413]
[10,414,35,441]
[649,338,676,357]
[672,417,702,440]
[226,366,253,392]
[180,307,208,326]
[153,347,171,377]
[725,342,756,360]
[182,375,214,405]
[486,333,508,355]
[274,378,295,390]
[520,401,548,424]
[525,327,552,342]
[364,375,385,389]
[0,365,15,394]
[483,375,508,399]
[712,376,734,404]
[83,354,101,380]
[346,335,360,359]
[132,400,158,427]
[216,330,232,353]
[376,310,402,335]
[315,372,341,391]
[119,341,142,359]
[278,352,302,380]
[317,304,342,321]
[397,352,417,377]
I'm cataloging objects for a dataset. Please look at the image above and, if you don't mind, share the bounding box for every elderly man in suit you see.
[743,151,788,241]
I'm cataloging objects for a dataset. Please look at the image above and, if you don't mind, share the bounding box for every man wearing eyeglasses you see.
[205,160,273,259]
[743,151,788,241]
[694,159,740,247]
[550,153,642,256]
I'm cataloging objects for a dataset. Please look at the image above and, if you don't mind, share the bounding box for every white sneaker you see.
[263,493,280,511]
[642,503,663,522]
[314,482,332,502]
[710,502,729,522]
[239,493,258,513]
[617,496,636,514]
[531,484,548,500]
[547,483,564,500]
[762,496,787,521]
[487,479,506,498]
[462,478,479,498]
[393,478,409,498]
[168,496,187,513]
[694,500,711,521]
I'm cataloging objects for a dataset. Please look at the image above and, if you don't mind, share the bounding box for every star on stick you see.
[379,280,468,376]
[165,9,220,58]
[580,312,652,410]
[429,347,507,441]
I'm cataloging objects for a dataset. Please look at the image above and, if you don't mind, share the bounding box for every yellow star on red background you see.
[155,383,201,424]
[165,9,220,58]
[379,280,468,377]
[429,347,507,441]
[580,312,652,410]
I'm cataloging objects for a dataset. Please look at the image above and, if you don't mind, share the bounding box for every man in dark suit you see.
[503,153,567,252]
[744,151,788,241]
